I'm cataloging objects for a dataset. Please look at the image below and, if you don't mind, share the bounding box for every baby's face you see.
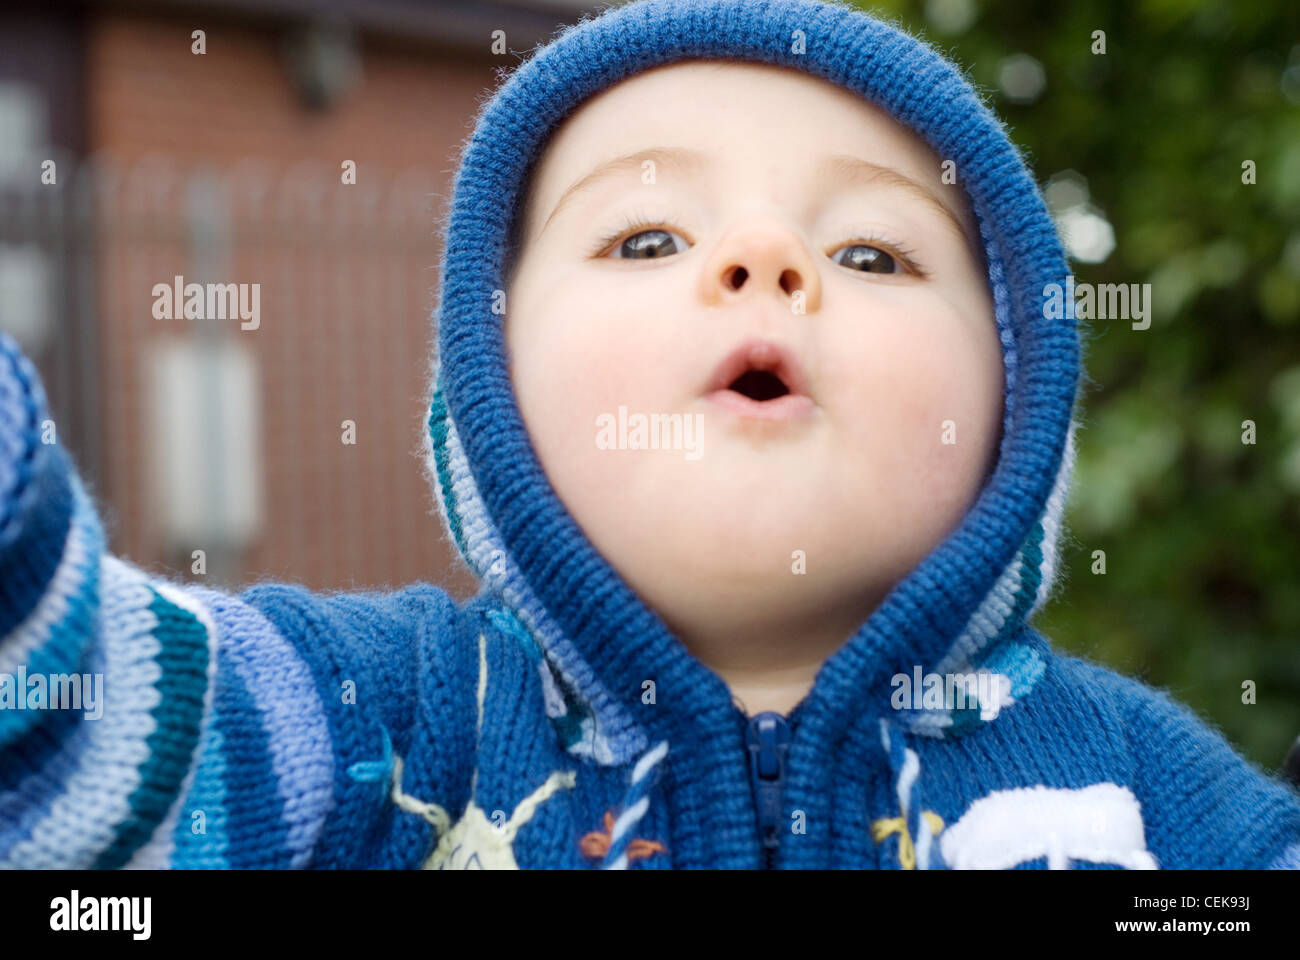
[504,60,1002,655]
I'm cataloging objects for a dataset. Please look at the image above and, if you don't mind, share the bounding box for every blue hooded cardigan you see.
[2,0,1299,870]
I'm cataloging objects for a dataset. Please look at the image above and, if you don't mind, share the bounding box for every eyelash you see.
[589,210,929,278]
[588,210,690,259]
[835,229,929,279]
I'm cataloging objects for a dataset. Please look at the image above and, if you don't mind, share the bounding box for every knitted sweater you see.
[3,0,1299,870]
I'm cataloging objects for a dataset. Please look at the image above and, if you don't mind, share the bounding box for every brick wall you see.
[80,9,500,600]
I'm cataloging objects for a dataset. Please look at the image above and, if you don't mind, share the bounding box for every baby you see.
[2,0,1298,871]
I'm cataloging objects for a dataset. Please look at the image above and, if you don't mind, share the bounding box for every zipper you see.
[744,711,793,869]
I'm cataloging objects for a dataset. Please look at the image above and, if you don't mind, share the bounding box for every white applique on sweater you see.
[940,782,1159,870]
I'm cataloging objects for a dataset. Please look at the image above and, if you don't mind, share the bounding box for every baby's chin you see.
[552,422,968,623]
[579,483,915,620]
[624,538,899,648]
[569,441,918,568]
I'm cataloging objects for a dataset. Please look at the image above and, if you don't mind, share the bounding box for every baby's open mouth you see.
[704,338,815,422]
[727,369,791,402]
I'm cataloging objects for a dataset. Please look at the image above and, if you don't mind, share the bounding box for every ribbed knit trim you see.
[424,383,645,764]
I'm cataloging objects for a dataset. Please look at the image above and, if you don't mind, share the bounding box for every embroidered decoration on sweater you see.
[871,811,945,870]
[580,809,666,865]
[392,763,575,869]
[938,783,1159,870]
[585,739,671,869]
[875,718,945,870]
[389,632,577,869]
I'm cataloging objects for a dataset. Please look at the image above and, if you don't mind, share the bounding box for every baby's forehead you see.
[516,58,983,261]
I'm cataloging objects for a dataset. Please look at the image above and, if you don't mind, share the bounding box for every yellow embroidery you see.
[871,811,945,870]
[389,632,577,869]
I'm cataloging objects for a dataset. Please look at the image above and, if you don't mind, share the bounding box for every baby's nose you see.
[697,216,822,315]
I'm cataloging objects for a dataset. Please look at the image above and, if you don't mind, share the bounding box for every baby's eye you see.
[608,227,690,260]
[830,243,905,275]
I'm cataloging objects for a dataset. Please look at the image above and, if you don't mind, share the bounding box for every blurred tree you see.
[852,0,1300,770]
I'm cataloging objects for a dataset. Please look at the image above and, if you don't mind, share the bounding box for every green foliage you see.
[852,0,1300,769]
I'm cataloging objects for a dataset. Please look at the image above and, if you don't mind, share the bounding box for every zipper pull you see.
[745,711,792,858]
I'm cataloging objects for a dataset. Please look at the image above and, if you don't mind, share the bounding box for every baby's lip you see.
[704,337,812,401]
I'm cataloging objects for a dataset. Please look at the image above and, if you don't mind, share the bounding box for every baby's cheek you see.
[510,298,677,515]
[908,322,1002,519]
[839,308,1002,525]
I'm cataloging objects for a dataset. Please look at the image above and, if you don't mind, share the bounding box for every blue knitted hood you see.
[424,0,1079,766]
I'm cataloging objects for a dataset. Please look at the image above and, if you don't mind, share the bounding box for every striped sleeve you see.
[0,331,455,868]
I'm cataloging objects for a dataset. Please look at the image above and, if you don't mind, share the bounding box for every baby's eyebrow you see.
[536,145,973,248]
[538,146,708,238]
[820,154,973,248]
